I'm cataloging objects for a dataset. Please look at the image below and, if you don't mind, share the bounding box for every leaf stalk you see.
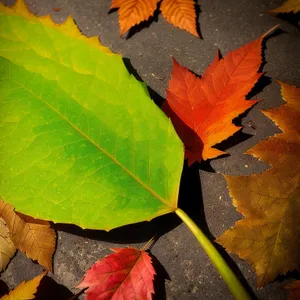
[175,208,251,300]
[141,234,157,251]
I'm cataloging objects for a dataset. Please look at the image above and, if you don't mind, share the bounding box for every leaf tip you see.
[276,79,288,92]
[44,259,54,273]
[119,26,127,36]
[171,56,179,65]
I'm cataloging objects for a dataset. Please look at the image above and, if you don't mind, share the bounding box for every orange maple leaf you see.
[216,82,300,288]
[111,0,160,36]
[160,0,199,37]
[162,29,280,164]
[110,0,198,36]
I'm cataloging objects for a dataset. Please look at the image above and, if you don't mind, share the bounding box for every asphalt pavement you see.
[1,0,300,299]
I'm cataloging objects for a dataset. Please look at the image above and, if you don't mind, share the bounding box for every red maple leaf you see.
[162,28,277,165]
[78,247,156,300]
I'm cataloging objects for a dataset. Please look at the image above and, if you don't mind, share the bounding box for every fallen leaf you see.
[216,82,300,287]
[0,217,16,272]
[160,0,199,37]
[269,0,300,13]
[78,247,155,300]
[0,199,56,271]
[0,271,46,300]
[111,0,198,36]
[285,280,300,300]
[162,29,277,164]
[0,0,183,230]
[111,0,160,35]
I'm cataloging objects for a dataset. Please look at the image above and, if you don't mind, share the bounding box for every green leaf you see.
[0,0,183,230]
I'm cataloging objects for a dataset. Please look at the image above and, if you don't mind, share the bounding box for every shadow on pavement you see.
[178,162,258,299]
[35,276,74,300]
[151,254,170,300]
[0,280,8,297]
[271,12,300,30]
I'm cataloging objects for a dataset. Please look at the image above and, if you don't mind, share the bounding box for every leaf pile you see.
[111,0,199,36]
[217,82,300,287]
[1,0,299,299]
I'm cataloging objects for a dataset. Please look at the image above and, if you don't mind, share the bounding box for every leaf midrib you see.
[13,79,173,211]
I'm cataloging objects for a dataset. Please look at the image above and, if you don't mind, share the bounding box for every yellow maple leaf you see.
[285,280,300,300]
[0,199,56,271]
[111,0,198,36]
[269,0,300,13]
[0,218,16,272]
[0,271,46,300]
[216,81,300,288]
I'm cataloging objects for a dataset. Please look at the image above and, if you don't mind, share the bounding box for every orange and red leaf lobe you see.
[163,36,264,164]
[78,247,156,300]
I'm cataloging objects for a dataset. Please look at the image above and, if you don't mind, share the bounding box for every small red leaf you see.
[78,247,156,300]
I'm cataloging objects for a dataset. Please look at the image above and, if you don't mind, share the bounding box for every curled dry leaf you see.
[111,0,198,36]
[216,82,300,287]
[0,217,16,272]
[0,271,46,300]
[162,29,275,164]
[0,199,56,271]
[285,280,300,300]
[78,247,156,300]
[269,0,300,13]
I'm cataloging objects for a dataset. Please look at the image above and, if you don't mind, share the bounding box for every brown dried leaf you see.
[0,217,16,272]
[0,199,56,271]
[216,82,300,287]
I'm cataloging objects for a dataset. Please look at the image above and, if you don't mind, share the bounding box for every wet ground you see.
[1,0,300,299]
